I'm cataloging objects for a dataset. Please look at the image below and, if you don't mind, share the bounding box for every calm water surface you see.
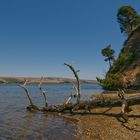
[0,83,103,140]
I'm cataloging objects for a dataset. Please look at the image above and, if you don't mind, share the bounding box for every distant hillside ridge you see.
[0,77,97,84]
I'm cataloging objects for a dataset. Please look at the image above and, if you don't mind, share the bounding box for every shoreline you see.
[61,92,140,140]
[74,105,140,140]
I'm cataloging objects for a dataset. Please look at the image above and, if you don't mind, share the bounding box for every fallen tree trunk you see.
[19,78,140,113]
[18,63,140,123]
[42,95,140,113]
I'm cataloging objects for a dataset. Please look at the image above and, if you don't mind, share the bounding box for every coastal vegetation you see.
[97,5,140,90]
[101,44,115,68]
[117,5,140,35]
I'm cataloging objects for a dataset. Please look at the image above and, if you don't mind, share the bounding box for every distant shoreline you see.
[0,76,98,84]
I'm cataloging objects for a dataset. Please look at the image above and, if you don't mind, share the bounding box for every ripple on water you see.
[0,83,103,139]
[0,110,80,140]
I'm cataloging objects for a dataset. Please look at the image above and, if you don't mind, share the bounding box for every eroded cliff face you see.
[121,26,140,88]
[108,26,140,89]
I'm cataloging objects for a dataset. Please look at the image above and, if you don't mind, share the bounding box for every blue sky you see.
[0,0,140,79]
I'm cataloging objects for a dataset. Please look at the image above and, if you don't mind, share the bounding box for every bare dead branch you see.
[38,77,48,107]
[63,95,72,105]
[117,89,133,122]
[63,83,77,105]
[23,79,28,86]
[72,83,78,97]
[64,63,81,103]
[18,80,40,111]
[18,80,34,106]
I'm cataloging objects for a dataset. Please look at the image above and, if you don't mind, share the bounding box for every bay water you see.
[0,83,103,140]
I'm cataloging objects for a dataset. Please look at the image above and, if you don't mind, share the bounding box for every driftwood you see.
[63,83,78,106]
[42,94,140,113]
[18,80,40,111]
[64,63,81,103]
[38,77,48,107]
[19,82,140,113]
[18,63,140,122]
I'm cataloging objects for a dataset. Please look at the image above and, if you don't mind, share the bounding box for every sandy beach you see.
[73,104,140,140]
